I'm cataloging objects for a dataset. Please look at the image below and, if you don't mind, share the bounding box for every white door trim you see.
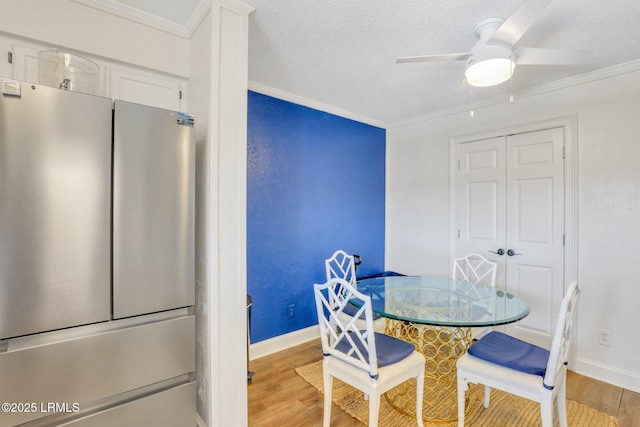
[448,115,579,360]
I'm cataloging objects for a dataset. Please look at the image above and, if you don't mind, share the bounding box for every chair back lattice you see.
[325,250,357,284]
[314,278,378,378]
[543,281,580,389]
[453,253,498,287]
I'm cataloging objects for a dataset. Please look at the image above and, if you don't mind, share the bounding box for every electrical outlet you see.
[287,304,295,319]
[598,329,611,346]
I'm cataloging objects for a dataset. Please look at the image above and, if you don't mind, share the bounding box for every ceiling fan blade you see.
[396,53,471,63]
[515,47,590,65]
[490,0,553,46]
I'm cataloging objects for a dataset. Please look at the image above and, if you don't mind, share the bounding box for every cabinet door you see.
[0,37,8,77]
[2,38,41,83]
[109,66,185,111]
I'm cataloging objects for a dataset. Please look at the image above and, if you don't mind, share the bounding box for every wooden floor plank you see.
[618,388,640,427]
[566,370,622,417]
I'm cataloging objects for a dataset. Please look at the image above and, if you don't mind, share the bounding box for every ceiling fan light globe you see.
[465,57,515,87]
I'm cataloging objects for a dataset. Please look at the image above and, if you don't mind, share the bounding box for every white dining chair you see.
[453,253,498,339]
[456,281,580,427]
[452,253,497,287]
[314,278,426,427]
[325,250,385,332]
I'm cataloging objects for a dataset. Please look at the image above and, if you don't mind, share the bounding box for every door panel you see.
[458,136,507,285]
[458,128,564,348]
[509,263,555,336]
[468,181,498,240]
[515,178,553,243]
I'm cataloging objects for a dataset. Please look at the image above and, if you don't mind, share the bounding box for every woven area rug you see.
[295,360,619,427]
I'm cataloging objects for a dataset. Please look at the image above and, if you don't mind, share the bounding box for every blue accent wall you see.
[247,91,386,343]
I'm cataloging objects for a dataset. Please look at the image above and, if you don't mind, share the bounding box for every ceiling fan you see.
[397,0,589,87]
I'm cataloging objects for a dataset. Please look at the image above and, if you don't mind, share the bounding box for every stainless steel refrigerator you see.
[0,79,195,426]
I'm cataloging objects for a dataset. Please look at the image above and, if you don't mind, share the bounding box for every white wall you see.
[386,65,640,392]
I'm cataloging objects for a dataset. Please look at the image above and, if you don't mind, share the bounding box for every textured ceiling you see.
[108,0,640,126]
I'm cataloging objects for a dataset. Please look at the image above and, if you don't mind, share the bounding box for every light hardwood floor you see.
[248,339,640,426]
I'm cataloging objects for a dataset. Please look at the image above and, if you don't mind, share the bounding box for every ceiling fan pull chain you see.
[509,71,515,103]
[470,86,475,117]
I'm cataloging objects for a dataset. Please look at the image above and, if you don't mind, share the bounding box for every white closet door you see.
[504,128,565,347]
[458,127,565,348]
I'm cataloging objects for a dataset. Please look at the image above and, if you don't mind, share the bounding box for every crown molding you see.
[248,81,388,129]
[217,0,255,15]
[185,0,214,36]
[185,1,254,34]
[71,0,212,38]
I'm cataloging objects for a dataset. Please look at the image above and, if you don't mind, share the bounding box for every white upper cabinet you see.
[109,66,185,112]
[2,38,41,84]
[0,35,186,112]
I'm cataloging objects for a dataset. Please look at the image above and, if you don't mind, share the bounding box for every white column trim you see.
[206,2,251,427]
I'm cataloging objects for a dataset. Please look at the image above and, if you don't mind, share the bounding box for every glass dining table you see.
[354,275,530,423]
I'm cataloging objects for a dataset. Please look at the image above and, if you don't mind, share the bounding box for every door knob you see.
[489,248,505,256]
[507,249,522,256]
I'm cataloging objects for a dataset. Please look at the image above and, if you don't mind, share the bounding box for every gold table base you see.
[384,319,473,423]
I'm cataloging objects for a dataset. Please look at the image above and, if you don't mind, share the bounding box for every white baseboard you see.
[575,357,640,393]
[249,325,319,361]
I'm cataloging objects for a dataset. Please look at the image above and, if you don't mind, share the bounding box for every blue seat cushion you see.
[336,332,415,368]
[467,331,550,377]
[342,303,381,320]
